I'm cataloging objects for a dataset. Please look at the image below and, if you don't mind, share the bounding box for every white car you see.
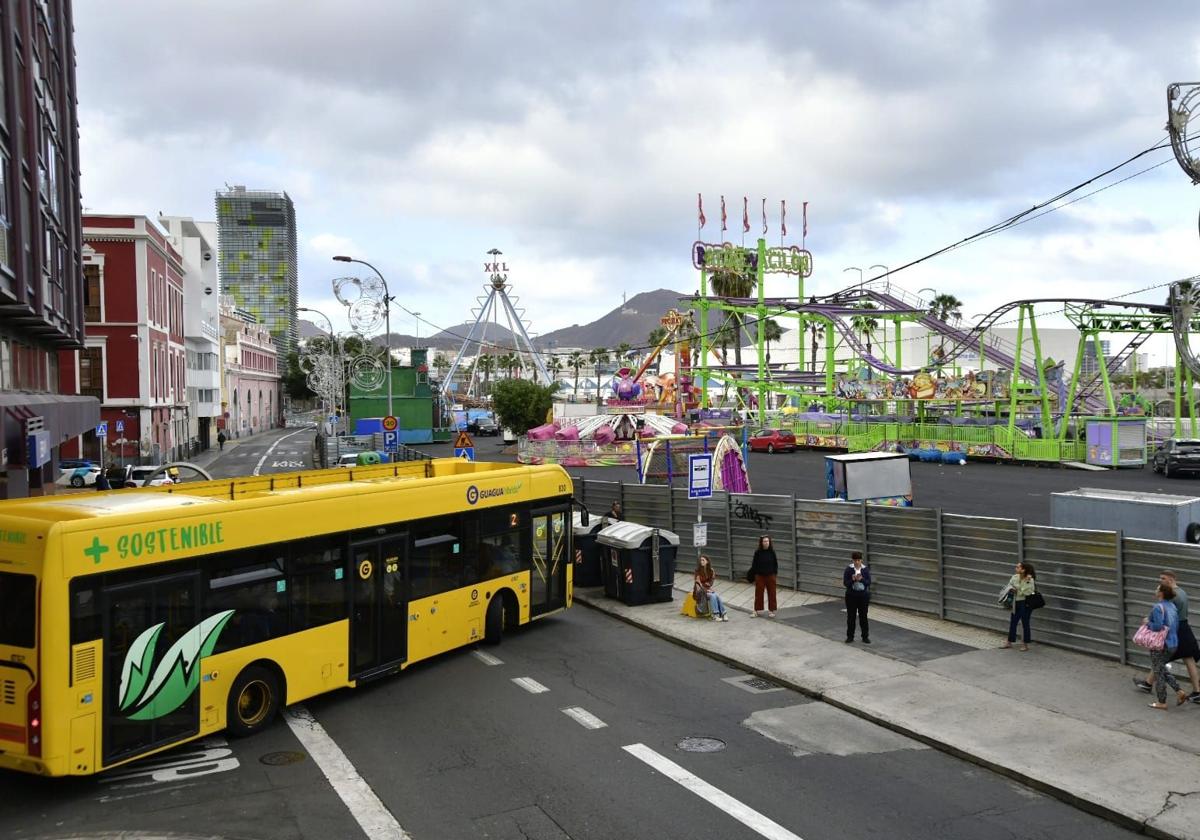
[125,466,176,487]
[56,465,101,488]
[337,453,362,468]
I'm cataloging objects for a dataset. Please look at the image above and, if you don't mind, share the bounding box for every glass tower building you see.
[214,187,298,359]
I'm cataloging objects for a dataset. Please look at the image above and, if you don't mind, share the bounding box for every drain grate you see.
[722,674,786,694]
[259,750,306,766]
[678,737,726,753]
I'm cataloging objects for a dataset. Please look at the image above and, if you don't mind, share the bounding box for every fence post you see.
[936,508,946,620]
[1115,531,1128,666]
[618,480,626,515]
[667,480,675,533]
[860,501,869,561]
[791,492,799,591]
[724,491,734,582]
[1016,517,1025,567]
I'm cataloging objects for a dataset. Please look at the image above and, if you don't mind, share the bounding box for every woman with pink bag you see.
[1139,582,1190,710]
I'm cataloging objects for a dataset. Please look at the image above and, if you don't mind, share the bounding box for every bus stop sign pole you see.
[688,453,714,561]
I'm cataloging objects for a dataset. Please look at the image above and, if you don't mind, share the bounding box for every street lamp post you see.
[414,312,421,350]
[333,255,393,418]
[843,266,863,296]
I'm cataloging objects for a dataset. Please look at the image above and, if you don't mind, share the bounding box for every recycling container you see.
[596,522,681,605]
[572,511,605,587]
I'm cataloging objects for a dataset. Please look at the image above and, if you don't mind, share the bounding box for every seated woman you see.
[694,555,728,621]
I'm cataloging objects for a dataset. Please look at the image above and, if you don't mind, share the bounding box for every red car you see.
[749,429,797,453]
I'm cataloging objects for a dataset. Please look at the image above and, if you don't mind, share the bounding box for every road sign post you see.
[96,422,108,471]
[381,415,398,432]
[688,453,714,560]
[453,430,475,461]
[382,430,399,456]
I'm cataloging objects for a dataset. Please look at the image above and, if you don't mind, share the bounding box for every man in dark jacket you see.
[844,551,872,644]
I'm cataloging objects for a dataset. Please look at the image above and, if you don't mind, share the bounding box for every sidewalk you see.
[576,573,1200,839]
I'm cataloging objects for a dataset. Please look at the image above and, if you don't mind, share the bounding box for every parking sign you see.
[383,430,399,451]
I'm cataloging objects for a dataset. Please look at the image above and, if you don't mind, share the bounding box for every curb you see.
[574,592,1168,839]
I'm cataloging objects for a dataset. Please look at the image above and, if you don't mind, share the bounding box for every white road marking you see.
[512,676,550,694]
[472,650,504,666]
[284,705,410,840]
[622,743,804,840]
[254,428,311,476]
[561,707,607,729]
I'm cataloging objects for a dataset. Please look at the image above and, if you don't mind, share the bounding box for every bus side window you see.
[290,538,347,631]
[411,519,461,598]
[205,547,288,652]
[70,579,101,644]
[460,517,481,587]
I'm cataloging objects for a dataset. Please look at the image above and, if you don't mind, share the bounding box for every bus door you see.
[102,572,200,764]
[350,536,407,679]
[529,509,568,617]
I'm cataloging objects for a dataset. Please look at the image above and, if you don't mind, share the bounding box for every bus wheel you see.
[228,665,281,737]
[484,596,505,645]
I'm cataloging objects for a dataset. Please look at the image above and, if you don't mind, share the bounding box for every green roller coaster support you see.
[1027,308,1052,433]
[699,264,710,407]
[1006,305,1026,440]
[1176,356,1184,438]
[825,321,835,395]
[1189,365,1198,437]
[1059,331,1087,441]
[1094,332,1116,416]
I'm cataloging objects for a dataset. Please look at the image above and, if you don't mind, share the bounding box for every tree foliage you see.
[283,352,315,401]
[492,378,558,435]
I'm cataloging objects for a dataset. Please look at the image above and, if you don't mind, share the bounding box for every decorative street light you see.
[843,266,863,294]
[333,255,393,417]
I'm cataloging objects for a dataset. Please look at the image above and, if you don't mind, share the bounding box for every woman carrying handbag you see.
[1001,562,1038,651]
[1136,582,1189,710]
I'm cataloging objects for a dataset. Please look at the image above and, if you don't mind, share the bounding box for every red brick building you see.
[59,216,187,464]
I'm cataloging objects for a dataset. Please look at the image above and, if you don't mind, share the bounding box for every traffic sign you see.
[115,420,124,433]
[688,453,714,499]
[381,415,398,432]
[96,422,108,438]
[454,446,475,461]
[382,430,399,451]
[454,430,475,450]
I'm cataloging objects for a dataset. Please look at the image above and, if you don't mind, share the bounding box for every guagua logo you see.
[466,482,523,506]
[118,611,234,720]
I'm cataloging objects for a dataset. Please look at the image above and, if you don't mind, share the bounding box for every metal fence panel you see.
[1022,525,1121,660]
[943,514,1021,633]
[729,494,798,588]
[1121,537,1200,668]
[795,500,865,597]
[623,484,672,531]
[672,488,732,577]
[578,479,620,516]
[865,506,940,614]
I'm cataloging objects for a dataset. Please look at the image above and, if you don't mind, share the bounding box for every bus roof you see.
[0,459,568,527]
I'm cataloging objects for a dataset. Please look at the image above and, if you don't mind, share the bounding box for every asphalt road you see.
[1,605,1138,840]
[0,429,1141,839]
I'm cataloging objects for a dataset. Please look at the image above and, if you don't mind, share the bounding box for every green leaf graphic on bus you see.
[118,610,235,720]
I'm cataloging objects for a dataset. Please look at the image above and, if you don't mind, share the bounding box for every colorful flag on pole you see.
[761,198,767,235]
[781,200,787,237]
[698,193,706,228]
[721,196,727,231]
[742,197,750,234]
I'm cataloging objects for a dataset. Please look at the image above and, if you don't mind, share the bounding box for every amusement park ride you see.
[515,87,1200,472]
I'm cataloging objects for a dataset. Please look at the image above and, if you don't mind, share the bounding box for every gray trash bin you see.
[572,512,605,587]
[596,522,680,605]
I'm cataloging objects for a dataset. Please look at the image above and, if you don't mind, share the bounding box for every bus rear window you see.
[0,572,35,647]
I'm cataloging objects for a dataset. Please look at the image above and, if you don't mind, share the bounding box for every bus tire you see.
[485,595,505,645]
[227,664,281,737]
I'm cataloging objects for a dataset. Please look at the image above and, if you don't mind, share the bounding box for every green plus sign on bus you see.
[84,536,109,565]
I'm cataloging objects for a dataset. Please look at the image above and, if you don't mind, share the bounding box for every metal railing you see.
[573,477,1200,666]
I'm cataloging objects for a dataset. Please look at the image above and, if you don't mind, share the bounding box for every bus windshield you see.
[0,571,36,648]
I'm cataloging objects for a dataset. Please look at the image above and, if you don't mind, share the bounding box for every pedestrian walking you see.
[1134,571,1200,701]
[217,431,226,451]
[748,535,778,618]
[843,551,871,644]
[1001,561,1038,651]
[694,556,728,621]
[1142,583,1189,710]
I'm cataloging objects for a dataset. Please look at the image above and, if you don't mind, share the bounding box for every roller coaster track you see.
[695,283,1171,413]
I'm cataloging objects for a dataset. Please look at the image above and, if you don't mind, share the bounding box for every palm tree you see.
[647,326,667,349]
[567,350,585,399]
[709,268,755,366]
[927,293,963,362]
[547,354,563,385]
[761,318,783,365]
[496,352,518,379]
[589,347,610,398]
[711,321,735,365]
[432,354,449,381]
[616,342,632,364]
[809,319,823,374]
[850,302,879,359]
[476,354,496,394]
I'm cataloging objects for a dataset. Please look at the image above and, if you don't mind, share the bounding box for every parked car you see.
[56,465,102,488]
[59,458,96,471]
[748,429,798,454]
[337,453,362,468]
[468,416,500,436]
[107,465,176,487]
[1152,438,1200,477]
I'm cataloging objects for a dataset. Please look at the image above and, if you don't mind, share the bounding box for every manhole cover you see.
[259,750,306,766]
[678,737,726,753]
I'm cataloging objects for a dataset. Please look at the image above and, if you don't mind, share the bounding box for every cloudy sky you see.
[74,1,1200,359]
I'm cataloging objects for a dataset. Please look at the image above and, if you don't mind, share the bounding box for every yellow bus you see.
[0,458,577,777]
